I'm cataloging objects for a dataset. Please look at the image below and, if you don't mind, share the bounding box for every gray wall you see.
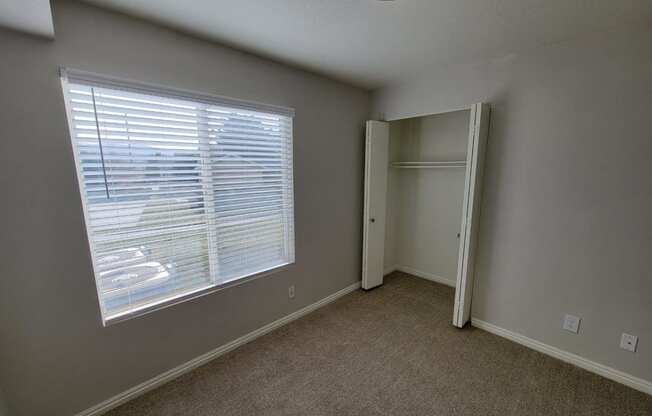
[0,387,8,416]
[0,1,369,415]
[374,24,652,383]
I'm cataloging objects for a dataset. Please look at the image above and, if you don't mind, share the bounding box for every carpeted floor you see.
[106,272,652,415]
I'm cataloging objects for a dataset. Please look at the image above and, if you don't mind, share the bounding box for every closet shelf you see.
[390,161,466,169]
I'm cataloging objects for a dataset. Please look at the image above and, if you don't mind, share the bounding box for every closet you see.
[362,103,490,328]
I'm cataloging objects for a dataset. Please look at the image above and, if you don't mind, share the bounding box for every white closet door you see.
[362,121,389,290]
[453,103,490,327]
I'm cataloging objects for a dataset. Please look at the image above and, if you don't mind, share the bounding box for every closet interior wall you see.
[384,110,470,286]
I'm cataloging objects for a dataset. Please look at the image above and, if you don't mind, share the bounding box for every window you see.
[61,69,295,324]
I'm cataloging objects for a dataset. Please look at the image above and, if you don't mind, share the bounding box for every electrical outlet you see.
[563,314,580,333]
[620,333,638,353]
[288,285,295,299]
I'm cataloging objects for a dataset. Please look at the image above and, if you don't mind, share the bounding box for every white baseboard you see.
[392,264,456,287]
[471,318,652,396]
[76,281,361,416]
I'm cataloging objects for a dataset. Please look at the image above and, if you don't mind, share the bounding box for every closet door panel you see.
[362,121,389,289]
[454,103,490,327]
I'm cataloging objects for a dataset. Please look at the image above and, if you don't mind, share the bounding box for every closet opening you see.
[362,104,490,328]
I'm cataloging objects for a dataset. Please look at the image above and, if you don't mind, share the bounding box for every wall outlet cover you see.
[288,285,295,299]
[563,314,581,333]
[620,333,638,353]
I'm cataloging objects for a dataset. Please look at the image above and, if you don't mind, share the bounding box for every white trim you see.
[60,67,295,117]
[76,281,361,416]
[471,318,652,396]
[361,122,373,288]
[361,120,390,290]
[382,105,472,122]
[453,102,489,328]
[394,265,456,287]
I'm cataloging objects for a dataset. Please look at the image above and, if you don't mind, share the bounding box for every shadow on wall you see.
[471,91,511,310]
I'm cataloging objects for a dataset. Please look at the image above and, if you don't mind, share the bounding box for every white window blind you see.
[61,69,295,323]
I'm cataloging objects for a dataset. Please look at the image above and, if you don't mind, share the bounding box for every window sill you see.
[102,261,294,326]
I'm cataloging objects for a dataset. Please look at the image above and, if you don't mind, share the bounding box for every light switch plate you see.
[563,314,581,333]
[620,333,638,353]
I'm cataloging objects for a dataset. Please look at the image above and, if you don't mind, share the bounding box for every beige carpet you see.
[106,272,652,415]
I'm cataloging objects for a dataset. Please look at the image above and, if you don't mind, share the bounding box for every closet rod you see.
[390,161,466,169]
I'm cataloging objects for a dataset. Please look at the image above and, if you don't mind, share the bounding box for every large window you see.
[61,69,295,324]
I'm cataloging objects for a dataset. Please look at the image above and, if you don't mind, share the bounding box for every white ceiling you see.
[0,0,54,38]
[83,0,652,89]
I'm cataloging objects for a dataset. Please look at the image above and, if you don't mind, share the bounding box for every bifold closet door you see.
[453,103,490,328]
[362,121,389,290]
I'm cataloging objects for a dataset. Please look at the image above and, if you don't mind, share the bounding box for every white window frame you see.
[60,68,295,325]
